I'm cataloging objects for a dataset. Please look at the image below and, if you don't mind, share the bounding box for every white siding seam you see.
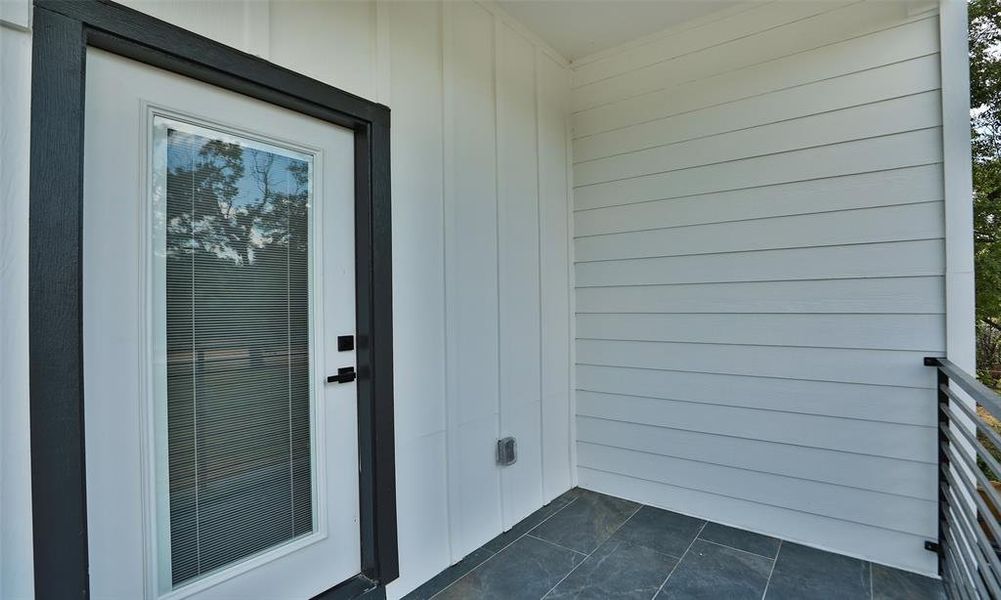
[575,417,937,467]
[573,53,941,140]
[572,14,939,115]
[576,311,945,316]
[440,0,455,564]
[571,0,860,90]
[491,14,505,529]
[534,45,545,506]
[577,465,935,539]
[572,162,944,213]
[574,389,938,427]
[580,314,944,318]
[576,440,936,504]
[573,126,942,190]
[573,363,936,390]
[573,89,942,165]
[574,338,944,353]
[576,275,945,288]
[574,203,945,240]
[574,240,946,264]
[565,78,578,488]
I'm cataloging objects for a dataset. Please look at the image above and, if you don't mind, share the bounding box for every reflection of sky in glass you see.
[167,130,306,210]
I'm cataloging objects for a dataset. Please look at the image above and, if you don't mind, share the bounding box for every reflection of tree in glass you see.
[163,128,313,584]
[165,133,309,265]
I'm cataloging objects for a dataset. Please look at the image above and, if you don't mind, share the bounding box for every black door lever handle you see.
[327,367,356,384]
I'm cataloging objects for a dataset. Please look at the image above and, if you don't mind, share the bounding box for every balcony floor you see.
[402,488,945,600]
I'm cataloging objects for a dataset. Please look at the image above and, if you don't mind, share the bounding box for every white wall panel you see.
[496,22,544,529]
[119,0,260,54]
[538,51,573,503]
[570,1,945,576]
[380,3,452,595]
[269,0,376,99]
[0,23,34,600]
[442,0,503,561]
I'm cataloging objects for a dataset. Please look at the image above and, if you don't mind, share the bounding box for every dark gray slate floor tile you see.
[657,540,773,600]
[484,492,578,553]
[612,506,705,559]
[434,535,585,600]
[871,564,946,600]
[765,542,870,600]
[698,522,780,558]
[530,489,640,554]
[546,538,678,600]
[403,547,494,600]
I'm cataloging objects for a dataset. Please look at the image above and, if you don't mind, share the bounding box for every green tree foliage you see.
[972,0,1001,334]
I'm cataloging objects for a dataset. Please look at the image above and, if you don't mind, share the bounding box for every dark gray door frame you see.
[28,2,397,598]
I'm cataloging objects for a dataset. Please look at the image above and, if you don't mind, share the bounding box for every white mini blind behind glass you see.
[159,118,315,587]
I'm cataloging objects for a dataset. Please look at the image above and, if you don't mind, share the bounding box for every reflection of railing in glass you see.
[164,126,313,586]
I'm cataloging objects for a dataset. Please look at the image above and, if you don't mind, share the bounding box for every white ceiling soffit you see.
[494,0,746,61]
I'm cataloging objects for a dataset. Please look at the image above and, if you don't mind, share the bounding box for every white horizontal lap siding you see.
[570,1,944,576]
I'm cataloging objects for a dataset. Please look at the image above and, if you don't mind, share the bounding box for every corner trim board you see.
[27,1,398,598]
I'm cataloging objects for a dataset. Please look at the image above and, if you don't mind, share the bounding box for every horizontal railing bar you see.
[944,524,989,599]
[943,403,1001,494]
[942,544,974,600]
[930,357,1001,424]
[946,560,975,600]
[941,456,1001,560]
[941,423,1001,528]
[942,481,1001,597]
[942,469,1001,570]
[944,385,1001,460]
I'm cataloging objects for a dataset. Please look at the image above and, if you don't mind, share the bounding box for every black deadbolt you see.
[337,335,354,352]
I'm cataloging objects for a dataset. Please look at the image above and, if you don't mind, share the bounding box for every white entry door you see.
[83,48,360,599]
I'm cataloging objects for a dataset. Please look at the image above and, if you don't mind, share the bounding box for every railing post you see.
[926,357,948,577]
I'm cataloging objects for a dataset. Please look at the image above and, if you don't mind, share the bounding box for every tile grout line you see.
[427,494,581,600]
[494,495,582,555]
[526,533,590,558]
[696,536,780,561]
[652,520,709,600]
[540,502,644,600]
[760,540,783,600]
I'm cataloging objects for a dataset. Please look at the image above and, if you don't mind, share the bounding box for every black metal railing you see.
[926,357,1001,599]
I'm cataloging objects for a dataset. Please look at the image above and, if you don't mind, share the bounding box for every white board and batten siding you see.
[0,2,573,599]
[570,1,945,576]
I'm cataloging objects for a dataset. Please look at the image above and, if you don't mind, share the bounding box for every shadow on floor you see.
[402,488,945,600]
